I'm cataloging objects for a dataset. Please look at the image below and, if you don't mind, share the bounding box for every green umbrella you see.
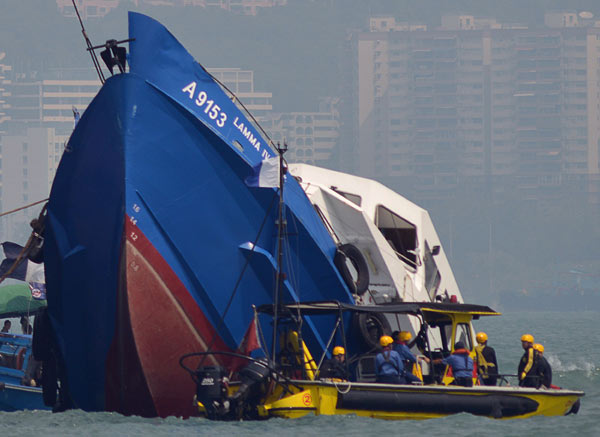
[0,284,47,318]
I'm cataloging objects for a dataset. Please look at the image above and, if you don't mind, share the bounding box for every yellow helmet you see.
[333,346,345,356]
[533,343,544,353]
[521,334,534,343]
[380,335,394,347]
[476,332,488,344]
[399,331,412,342]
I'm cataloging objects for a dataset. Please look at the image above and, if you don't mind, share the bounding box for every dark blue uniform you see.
[442,350,473,387]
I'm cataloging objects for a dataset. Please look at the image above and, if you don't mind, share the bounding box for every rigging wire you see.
[199,191,278,366]
[200,65,276,151]
[71,0,105,84]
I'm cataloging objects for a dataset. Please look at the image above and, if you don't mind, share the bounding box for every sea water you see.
[0,311,597,436]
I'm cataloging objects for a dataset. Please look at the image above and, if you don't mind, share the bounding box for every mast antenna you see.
[71,0,106,84]
[271,141,288,362]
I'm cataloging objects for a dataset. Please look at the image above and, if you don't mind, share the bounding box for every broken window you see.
[375,205,417,267]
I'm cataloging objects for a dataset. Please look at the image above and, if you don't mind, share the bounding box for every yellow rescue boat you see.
[183,301,583,421]
[256,379,582,420]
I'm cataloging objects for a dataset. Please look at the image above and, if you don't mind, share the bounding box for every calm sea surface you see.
[0,311,597,436]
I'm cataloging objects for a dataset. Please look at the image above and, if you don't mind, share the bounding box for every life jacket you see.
[475,345,496,376]
[453,348,473,372]
[518,347,539,382]
[443,348,474,380]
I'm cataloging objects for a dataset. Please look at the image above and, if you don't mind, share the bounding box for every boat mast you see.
[71,0,105,84]
[272,142,287,362]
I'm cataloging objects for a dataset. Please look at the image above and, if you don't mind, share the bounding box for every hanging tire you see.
[334,243,369,295]
[353,312,391,350]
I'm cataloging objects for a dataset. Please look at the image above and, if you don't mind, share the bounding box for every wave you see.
[547,354,598,376]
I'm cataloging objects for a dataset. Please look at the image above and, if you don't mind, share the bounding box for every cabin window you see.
[330,188,362,207]
[375,205,417,267]
[423,241,441,300]
[454,324,472,351]
[442,324,453,352]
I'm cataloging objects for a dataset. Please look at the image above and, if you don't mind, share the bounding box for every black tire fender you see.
[334,243,370,295]
[353,312,392,350]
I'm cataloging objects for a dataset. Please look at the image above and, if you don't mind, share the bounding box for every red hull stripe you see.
[107,215,230,418]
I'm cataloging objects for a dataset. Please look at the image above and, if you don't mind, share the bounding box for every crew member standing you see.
[474,332,498,386]
[423,341,474,387]
[534,343,552,389]
[375,335,406,384]
[392,331,422,383]
[518,334,539,387]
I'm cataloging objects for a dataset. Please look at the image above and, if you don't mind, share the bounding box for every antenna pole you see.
[71,0,105,84]
[271,142,288,362]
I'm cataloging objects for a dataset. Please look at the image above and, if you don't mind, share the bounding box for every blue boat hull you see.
[44,13,354,417]
[0,383,46,411]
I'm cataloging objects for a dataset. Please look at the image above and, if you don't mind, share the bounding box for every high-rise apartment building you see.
[344,12,600,204]
[209,68,273,119]
[263,97,341,167]
[0,53,10,132]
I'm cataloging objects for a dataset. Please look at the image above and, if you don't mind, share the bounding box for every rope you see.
[0,198,48,218]
[333,379,352,394]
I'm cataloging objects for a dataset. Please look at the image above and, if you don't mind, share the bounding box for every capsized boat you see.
[186,301,584,420]
[43,12,355,417]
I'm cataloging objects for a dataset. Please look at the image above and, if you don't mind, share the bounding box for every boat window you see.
[426,323,450,354]
[423,241,441,300]
[443,324,453,351]
[330,188,362,207]
[454,324,472,351]
[375,205,417,267]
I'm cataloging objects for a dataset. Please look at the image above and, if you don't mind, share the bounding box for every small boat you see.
[0,285,48,411]
[185,301,583,420]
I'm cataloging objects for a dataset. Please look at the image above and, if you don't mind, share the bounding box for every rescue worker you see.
[474,332,498,386]
[534,343,552,389]
[423,341,474,387]
[392,331,422,383]
[518,334,539,387]
[320,346,348,380]
[375,335,406,384]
